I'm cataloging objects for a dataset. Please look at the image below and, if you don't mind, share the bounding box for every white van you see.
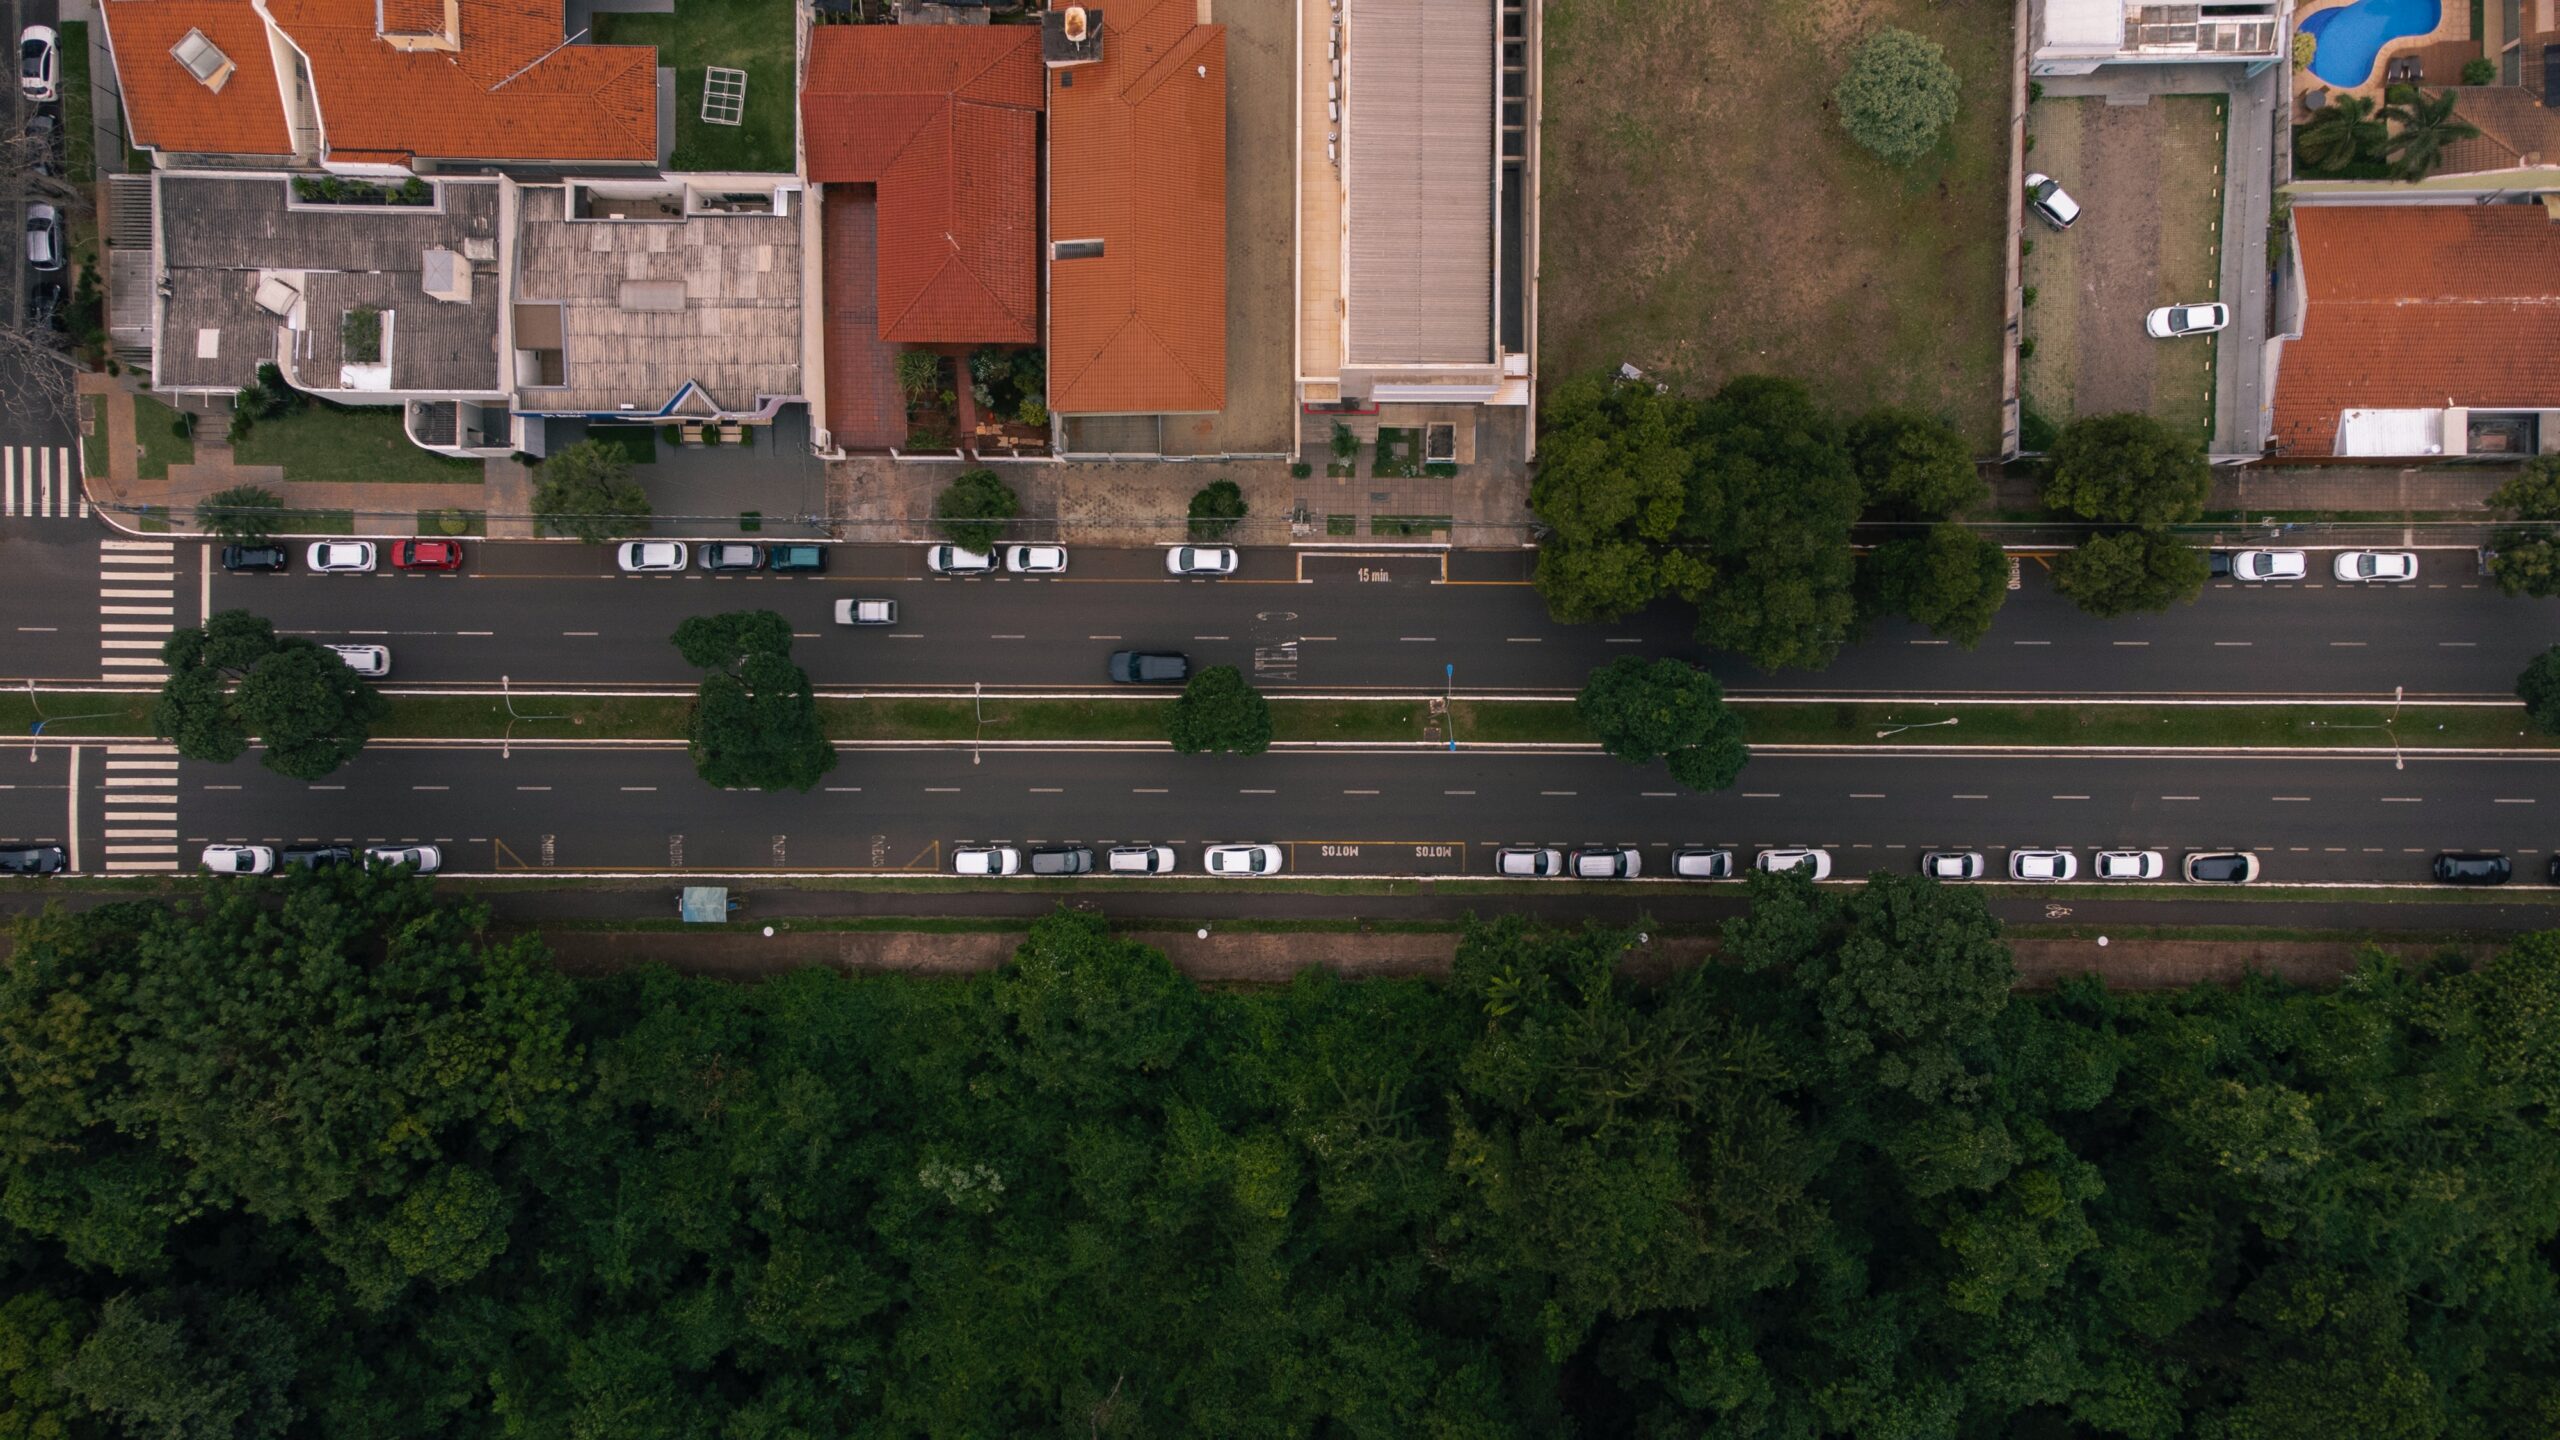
[328,643,390,678]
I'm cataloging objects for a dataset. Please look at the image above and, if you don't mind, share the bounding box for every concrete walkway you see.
[1989,460,2521,516]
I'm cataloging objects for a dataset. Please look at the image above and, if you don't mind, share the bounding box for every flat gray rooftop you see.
[1344,0,1495,368]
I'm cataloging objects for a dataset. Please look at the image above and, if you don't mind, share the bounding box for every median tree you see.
[673,611,835,791]
[2486,455,2560,598]
[150,609,385,779]
[1835,27,1961,165]
[2519,646,2560,735]
[530,440,651,543]
[1575,656,1750,792]
[2041,412,2212,526]
[1529,374,1692,622]
[2052,530,2209,618]
[1680,376,1865,672]
[1167,665,1273,756]
[933,468,1019,553]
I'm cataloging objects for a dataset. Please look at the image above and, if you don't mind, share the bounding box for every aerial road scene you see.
[1,0,2557,1430]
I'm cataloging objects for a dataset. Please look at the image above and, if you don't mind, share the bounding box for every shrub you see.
[1289,461,1312,480]
[341,307,382,365]
[1017,397,1048,429]
[2519,646,2560,734]
[1330,422,1358,459]
[1166,666,1273,756]
[1187,479,1248,541]
[894,352,942,402]
[2018,406,2059,453]
[171,411,195,441]
[905,427,953,453]
[2462,56,2498,85]
[2021,286,2037,308]
[2384,81,2418,105]
[933,469,1019,552]
[2017,337,2036,360]
[1835,28,1961,165]
[529,440,651,543]
[2293,31,2316,70]
[200,484,283,544]
[227,411,256,445]
[2042,412,2212,526]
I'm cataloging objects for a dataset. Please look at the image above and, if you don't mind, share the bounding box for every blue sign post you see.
[1445,663,1456,751]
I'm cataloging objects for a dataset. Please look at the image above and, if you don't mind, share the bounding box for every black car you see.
[1027,845,1093,876]
[0,845,66,875]
[26,277,64,329]
[221,544,289,573]
[766,544,828,573]
[2432,852,2512,886]
[1108,650,1190,684]
[280,845,353,869]
[2550,855,2560,885]
[2206,550,2232,578]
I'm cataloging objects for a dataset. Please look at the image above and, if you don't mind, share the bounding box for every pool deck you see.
[2293,0,2475,109]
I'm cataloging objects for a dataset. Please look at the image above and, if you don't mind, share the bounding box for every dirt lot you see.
[1539,0,2012,448]
[2020,94,2226,442]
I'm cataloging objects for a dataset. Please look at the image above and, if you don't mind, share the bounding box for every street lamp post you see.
[1445,663,1455,752]
[499,675,566,760]
[1876,716,1961,739]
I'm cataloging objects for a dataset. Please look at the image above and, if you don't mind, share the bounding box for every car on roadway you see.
[2550,855,2560,885]
[834,598,898,626]
[925,545,997,576]
[1106,845,1178,874]
[221,544,289,573]
[365,845,441,873]
[327,643,390,678]
[953,845,1022,876]
[2024,172,2080,230]
[1672,847,1735,879]
[2231,549,2306,582]
[617,541,688,573]
[306,541,377,573]
[25,203,63,271]
[0,845,66,875]
[1108,650,1190,684]
[27,277,65,329]
[2333,550,2417,583]
[281,845,354,869]
[2094,849,2165,881]
[698,543,764,572]
[1166,545,1240,577]
[1495,847,1564,878]
[766,544,828,573]
[393,539,465,570]
[2144,302,2229,338]
[1028,845,1094,876]
[2183,851,2260,885]
[202,844,276,875]
[2432,852,2512,885]
[1004,544,1068,575]
[2009,849,2078,882]
[1921,850,1984,880]
[1756,848,1833,879]
[19,25,56,101]
[1204,843,1283,876]
[1570,847,1641,879]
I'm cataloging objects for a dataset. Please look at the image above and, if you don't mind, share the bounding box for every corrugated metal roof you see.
[1344,0,1493,367]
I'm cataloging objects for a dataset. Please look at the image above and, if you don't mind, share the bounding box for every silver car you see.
[1204,843,1283,876]
[2231,549,2306,582]
[365,845,442,873]
[2008,849,2078,882]
[1921,851,1984,880]
[2094,850,2164,880]
[925,545,997,575]
[327,643,390,678]
[2024,172,2079,229]
[1106,845,1178,874]
[1756,848,1833,879]
[1569,847,1640,879]
[1671,847,1734,879]
[616,541,688,573]
[1495,847,1564,877]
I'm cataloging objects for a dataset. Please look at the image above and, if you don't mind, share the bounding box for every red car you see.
[393,539,465,570]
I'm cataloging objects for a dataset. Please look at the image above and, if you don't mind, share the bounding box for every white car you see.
[2231,549,2306,582]
[2144,303,2228,338]
[1496,847,1563,877]
[23,203,60,271]
[2024,172,2079,230]
[1105,845,1178,874]
[1671,847,1734,879]
[1922,851,1984,880]
[1166,545,1240,577]
[953,846,1022,876]
[306,541,377,573]
[2333,550,2417,583]
[201,844,275,875]
[834,598,898,626]
[2184,851,2261,885]
[1756,848,1832,880]
[925,545,997,575]
[1204,843,1283,876]
[19,25,56,102]
[1003,545,1068,575]
[327,643,390,678]
[2094,850,2164,880]
[2009,849,2078,882]
[617,541,688,573]
[365,845,441,873]
[1570,847,1641,879]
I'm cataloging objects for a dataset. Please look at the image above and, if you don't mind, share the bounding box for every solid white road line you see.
[64,746,78,873]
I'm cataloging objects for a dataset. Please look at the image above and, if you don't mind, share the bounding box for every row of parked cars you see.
[919,544,1241,577]
[1500,848,2242,882]
[200,845,440,874]
[955,843,1276,876]
[2213,549,2422,583]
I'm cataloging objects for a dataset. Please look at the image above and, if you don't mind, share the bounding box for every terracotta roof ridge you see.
[886,248,1032,338]
[1122,22,1218,107]
[952,37,1034,108]
[1132,310,1215,406]
[1049,310,1138,402]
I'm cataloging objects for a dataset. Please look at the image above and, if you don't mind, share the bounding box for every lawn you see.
[591,0,794,174]
[58,21,92,181]
[1539,0,2012,448]
[132,395,197,479]
[233,402,485,485]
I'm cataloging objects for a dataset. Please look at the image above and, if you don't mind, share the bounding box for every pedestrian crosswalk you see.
[1,446,88,519]
[99,538,179,682]
[99,744,182,872]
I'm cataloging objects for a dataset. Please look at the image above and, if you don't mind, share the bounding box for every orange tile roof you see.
[2272,205,2560,455]
[1045,0,1226,415]
[102,0,294,156]
[802,27,1043,345]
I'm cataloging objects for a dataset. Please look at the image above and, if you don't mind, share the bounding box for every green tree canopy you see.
[1166,664,1273,755]
[1574,656,1749,792]
[198,484,284,545]
[2519,645,2560,734]
[1529,374,1694,622]
[672,612,833,791]
[2486,458,2560,597]
[2379,89,2481,180]
[150,610,384,777]
[1834,27,1961,165]
[932,469,1019,553]
[1863,523,2011,646]
[1848,408,1986,520]
[1681,376,1864,671]
[2041,412,2213,525]
[671,609,796,670]
[530,440,651,544]
[2296,92,2385,170]
[1186,478,1248,541]
[2054,529,2210,617]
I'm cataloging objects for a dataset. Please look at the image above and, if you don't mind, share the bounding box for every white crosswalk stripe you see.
[1,447,89,520]
[98,540,178,680]
[100,743,183,872]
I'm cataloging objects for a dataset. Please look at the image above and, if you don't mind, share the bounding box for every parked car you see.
[306,541,377,573]
[1108,650,1190,684]
[0,845,66,875]
[1106,845,1178,874]
[1203,843,1283,876]
[1028,845,1094,876]
[25,112,58,177]
[834,598,898,626]
[220,544,289,573]
[280,845,354,869]
[24,203,62,271]
[2231,549,2306,582]
[19,25,56,102]
[2183,851,2260,885]
[392,539,464,570]
[2333,550,2418,582]
[925,545,997,576]
[2009,849,2078,882]
[1671,847,1735,879]
[1756,848,1833,879]
[1165,545,1240,577]
[1921,850,1983,880]
[1004,545,1068,575]
[2024,172,2080,230]
[698,543,764,572]
[2550,855,2560,885]
[327,643,390,678]
[953,846,1022,876]
[766,544,828,573]
[617,541,688,573]
[365,845,441,872]
[1495,847,1564,878]
[201,844,276,875]
[1569,847,1641,879]
[2432,852,2512,885]
[27,277,66,329]
[2094,849,2165,880]
[2144,302,2229,338]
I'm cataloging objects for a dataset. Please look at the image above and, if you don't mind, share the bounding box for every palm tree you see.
[2297,93,2385,172]
[2379,89,2482,180]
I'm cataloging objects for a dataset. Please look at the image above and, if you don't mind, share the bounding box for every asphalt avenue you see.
[3,522,2555,699]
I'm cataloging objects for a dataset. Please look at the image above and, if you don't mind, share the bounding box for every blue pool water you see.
[2300,0,2442,87]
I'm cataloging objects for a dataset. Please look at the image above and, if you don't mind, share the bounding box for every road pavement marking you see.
[1505,637,1541,643]
[1029,787,1064,793]
[100,605,174,616]
[1909,640,1948,646]
[457,630,493,636]
[1605,638,1641,644]
[1398,636,1435,642]
[1089,634,1122,640]
[1194,634,1230,640]
[2381,797,2421,803]
[2010,640,2049,647]
[563,630,597,637]
[1641,791,1678,797]
[2494,797,2536,804]
[2438,641,2476,648]
[1240,788,1276,794]
[2272,796,2311,802]
[14,626,56,632]
[620,786,658,792]
[1850,793,1885,799]
[1444,789,1475,795]
[2052,794,2089,800]
[1343,788,1380,795]
[1742,792,1780,798]
[2213,641,2252,647]
[923,787,960,793]
[1539,790,1577,796]
[1953,794,1988,800]
[516,786,551,792]
[2112,641,2149,647]
[2162,795,2199,800]
[991,634,1026,640]
[411,786,449,792]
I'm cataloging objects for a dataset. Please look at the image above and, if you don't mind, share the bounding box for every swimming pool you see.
[2300,0,2441,87]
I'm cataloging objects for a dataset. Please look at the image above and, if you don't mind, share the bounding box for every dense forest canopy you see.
[2,870,2556,1437]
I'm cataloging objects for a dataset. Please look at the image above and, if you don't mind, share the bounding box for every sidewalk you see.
[1987,461,2522,516]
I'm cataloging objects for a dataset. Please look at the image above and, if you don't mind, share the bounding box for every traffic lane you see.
[160,745,2560,883]
[0,518,112,679]
[0,744,70,850]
